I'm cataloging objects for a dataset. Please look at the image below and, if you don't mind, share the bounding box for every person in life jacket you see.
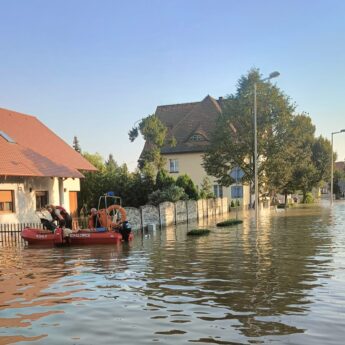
[46,205,73,229]
[88,208,101,229]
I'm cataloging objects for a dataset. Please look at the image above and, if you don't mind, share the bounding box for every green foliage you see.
[148,185,187,206]
[216,219,243,227]
[105,154,118,171]
[73,136,82,153]
[79,153,155,211]
[129,114,168,171]
[203,68,332,201]
[303,192,314,204]
[156,169,175,190]
[204,68,295,190]
[230,200,235,207]
[187,229,211,236]
[128,126,139,142]
[176,174,199,200]
[199,177,214,199]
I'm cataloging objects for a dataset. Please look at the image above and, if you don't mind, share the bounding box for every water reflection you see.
[0,202,343,344]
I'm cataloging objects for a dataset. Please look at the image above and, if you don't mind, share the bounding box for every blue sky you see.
[1,0,345,170]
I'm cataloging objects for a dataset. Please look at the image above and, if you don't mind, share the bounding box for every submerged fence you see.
[0,222,42,245]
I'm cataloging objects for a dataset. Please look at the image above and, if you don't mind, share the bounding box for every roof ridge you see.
[156,101,200,110]
[0,107,38,119]
[171,95,221,137]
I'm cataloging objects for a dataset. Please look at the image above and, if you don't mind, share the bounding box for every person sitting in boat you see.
[88,208,101,229]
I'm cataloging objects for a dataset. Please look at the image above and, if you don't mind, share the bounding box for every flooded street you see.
[1,201,345,345]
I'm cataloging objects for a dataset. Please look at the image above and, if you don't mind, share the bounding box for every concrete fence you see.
[124,197,228,230]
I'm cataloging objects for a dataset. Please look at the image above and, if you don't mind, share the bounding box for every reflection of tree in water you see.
[142,212,332,339]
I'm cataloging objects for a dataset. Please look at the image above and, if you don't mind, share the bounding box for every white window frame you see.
[169,159,179,173]
[213,185,223,198]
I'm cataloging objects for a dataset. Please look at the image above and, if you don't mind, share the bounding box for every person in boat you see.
[46,205,73,229]
[46,205,73,244]
[88,208,102,229]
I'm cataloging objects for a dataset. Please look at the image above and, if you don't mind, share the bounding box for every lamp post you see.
[330,129,345,205]
[254,71,280,228]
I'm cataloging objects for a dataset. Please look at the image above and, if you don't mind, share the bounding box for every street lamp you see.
[254,71,280,228]
[330,129,345,205]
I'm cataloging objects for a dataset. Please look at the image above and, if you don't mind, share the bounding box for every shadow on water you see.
[0,201,344,344]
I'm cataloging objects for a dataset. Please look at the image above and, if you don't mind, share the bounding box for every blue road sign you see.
[229,167,245,181]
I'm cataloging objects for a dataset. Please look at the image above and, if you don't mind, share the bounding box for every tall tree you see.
[203,68,294,196]
[129,114,168,171]
[73,136,82,153]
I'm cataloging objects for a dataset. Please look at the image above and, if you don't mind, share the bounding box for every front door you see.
[69,191,78,218]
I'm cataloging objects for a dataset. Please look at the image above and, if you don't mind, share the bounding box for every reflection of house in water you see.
[0,245,129,343]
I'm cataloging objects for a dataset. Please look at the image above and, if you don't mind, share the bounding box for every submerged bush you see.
[187,229,211,236]
[216,219,243,227]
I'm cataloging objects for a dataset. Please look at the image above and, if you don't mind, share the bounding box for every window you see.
[169,159,179,173]
[0,190,15,213]
[0,130,16,143]
[231,186,243,198]
[213,185,223,198]
[190,133,205,142]
[35,191,48,211]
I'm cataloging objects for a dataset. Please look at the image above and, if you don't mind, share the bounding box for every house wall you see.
[0,176,80,224]
[164,152,250,209]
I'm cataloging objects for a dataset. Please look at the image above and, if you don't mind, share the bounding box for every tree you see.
[176,174,199,200]
[129,114,168,171]
[73,136,82,153]
[203,68,332,204]
[105,154,118,171]
[199,177,214,199]
[203,68,294,196]
[155,169,175,190]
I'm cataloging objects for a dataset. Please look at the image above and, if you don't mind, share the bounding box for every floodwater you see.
[1,201,345,345]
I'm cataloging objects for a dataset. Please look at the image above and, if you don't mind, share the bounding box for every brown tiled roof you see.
[335,161,345,172]
[153,95,222,155]
[0,108,97,178]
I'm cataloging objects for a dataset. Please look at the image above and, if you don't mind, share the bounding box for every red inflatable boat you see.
[21,194,133,246]
[21,227,133,246]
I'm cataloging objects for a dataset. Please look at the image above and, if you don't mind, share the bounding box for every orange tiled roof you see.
[0,108,97,178]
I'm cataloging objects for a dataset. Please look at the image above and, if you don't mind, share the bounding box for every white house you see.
[0,107,96,224]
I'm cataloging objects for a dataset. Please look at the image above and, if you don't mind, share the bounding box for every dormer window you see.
[190,133,205,142]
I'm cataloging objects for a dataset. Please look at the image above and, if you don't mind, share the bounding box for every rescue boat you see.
[21,194,133,246]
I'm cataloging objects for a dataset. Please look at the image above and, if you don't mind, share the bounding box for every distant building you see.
[0,108,96,223]
[141,95,250,207]
[335,161,345,173]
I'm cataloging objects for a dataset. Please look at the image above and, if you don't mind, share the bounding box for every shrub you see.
[230,200,235,207]
[187,229,211,236]
[303,192,314,204]
[148,185,187,205]
[216,219,243,227]
[176,174,199,200]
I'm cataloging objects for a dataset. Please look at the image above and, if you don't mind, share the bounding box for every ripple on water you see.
[1,202,345,344]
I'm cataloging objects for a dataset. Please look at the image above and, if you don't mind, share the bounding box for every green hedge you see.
[216,219,243,227]
[187,229,211,236]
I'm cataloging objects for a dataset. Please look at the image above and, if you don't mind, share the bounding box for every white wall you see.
[0,176,80,224]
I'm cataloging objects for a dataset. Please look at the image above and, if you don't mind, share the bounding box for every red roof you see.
[0,108,97,178]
